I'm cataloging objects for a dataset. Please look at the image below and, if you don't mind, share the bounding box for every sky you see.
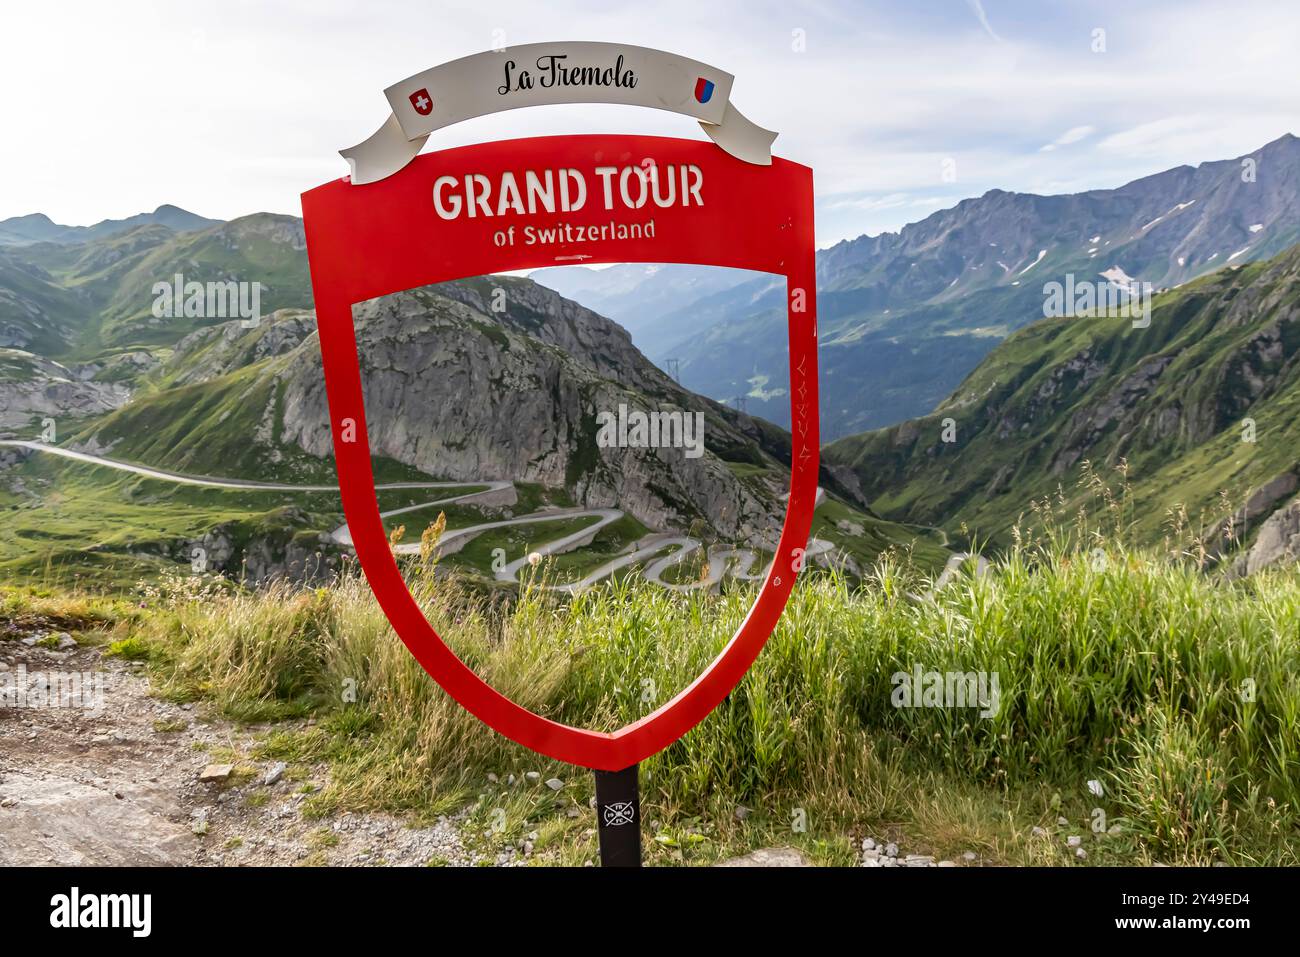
[1,0,1296,248]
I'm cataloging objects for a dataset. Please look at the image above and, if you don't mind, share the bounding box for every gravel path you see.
[0,631,496,867]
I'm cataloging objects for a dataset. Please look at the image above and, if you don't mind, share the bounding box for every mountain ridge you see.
[822,239,1300,571]
[651,132,1300,439]
[0,205,223,246]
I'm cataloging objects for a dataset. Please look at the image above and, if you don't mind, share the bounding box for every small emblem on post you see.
[602,801,636,827]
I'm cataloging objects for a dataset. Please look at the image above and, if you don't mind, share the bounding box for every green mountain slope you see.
[90,213,311,353]
[0,214,312,359]
[0,249,95,355]
[824,242,1300,559]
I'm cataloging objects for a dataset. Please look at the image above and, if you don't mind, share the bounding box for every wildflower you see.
[419,513,447,566]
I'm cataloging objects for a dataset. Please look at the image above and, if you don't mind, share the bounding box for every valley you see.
[5,133,1300,592]
[533,134,1300,441]
[824,241,1300,573]
[0,214,943,590]
[1,439,837,593]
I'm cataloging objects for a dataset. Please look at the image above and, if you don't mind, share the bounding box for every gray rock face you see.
[179,509,340,586]
[1051,356,1175,477]
[1211,473,1299,566]
[276,279,788,540]
[0,349,133,430]
[1237,495,1300,575]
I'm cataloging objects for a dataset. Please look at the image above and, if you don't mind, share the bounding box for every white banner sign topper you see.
[341,42,778,184]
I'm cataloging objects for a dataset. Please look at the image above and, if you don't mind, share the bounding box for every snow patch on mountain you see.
[1019,249,1047,275]
[1100,266,1139,286]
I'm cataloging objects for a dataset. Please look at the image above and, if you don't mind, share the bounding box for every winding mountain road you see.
[1,440,836,592]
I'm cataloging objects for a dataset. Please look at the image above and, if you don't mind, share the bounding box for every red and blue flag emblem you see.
[694,76,715,104]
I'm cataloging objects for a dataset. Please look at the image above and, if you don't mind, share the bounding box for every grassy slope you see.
[0,251,94,355]
[0,216,313,361]
[0,457,330,587]
[0,450,497,589]
[89,215,312,353]
[825,245,1300,550]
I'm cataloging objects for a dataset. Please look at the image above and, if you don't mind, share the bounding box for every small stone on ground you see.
[717,847,811,867]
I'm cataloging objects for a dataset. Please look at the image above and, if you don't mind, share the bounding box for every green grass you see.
[11,529,1294,867]
[547,513,653,576]
[442,515,600,573]
[810,497,951,572]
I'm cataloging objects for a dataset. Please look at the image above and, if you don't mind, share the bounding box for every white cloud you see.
[1096,114,1295,163]
[0,0,1296,250]
[1040,125,1096,152]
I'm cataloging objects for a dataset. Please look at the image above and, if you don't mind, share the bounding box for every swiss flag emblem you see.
[408,88,433,116]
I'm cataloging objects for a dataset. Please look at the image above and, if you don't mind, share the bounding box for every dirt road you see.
[0,630,502,867]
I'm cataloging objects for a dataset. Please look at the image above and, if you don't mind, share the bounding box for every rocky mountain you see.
[0,349,136,430]
[655,133,1300,439]
[76,276,800,543]
[823,240,1300,571]
[0,205,221,246]
[817,133,1300,300]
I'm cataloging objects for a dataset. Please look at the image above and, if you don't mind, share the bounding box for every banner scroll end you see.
[340,114,429,186]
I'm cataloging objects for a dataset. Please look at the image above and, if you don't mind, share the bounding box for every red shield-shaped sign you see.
[301,134,818,771]
[408,88,433,115]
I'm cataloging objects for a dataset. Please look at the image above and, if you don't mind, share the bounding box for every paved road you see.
[2,440,838,592]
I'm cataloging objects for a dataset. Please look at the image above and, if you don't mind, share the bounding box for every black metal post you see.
[593,764,642,867]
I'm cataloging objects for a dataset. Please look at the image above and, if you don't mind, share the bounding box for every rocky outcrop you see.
[0,349,133,431]
[165,309,315,386]
[1050,356,1175,476]
[1236,496,1300,575]
[177,509,341,586]
[275,279,788,540]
